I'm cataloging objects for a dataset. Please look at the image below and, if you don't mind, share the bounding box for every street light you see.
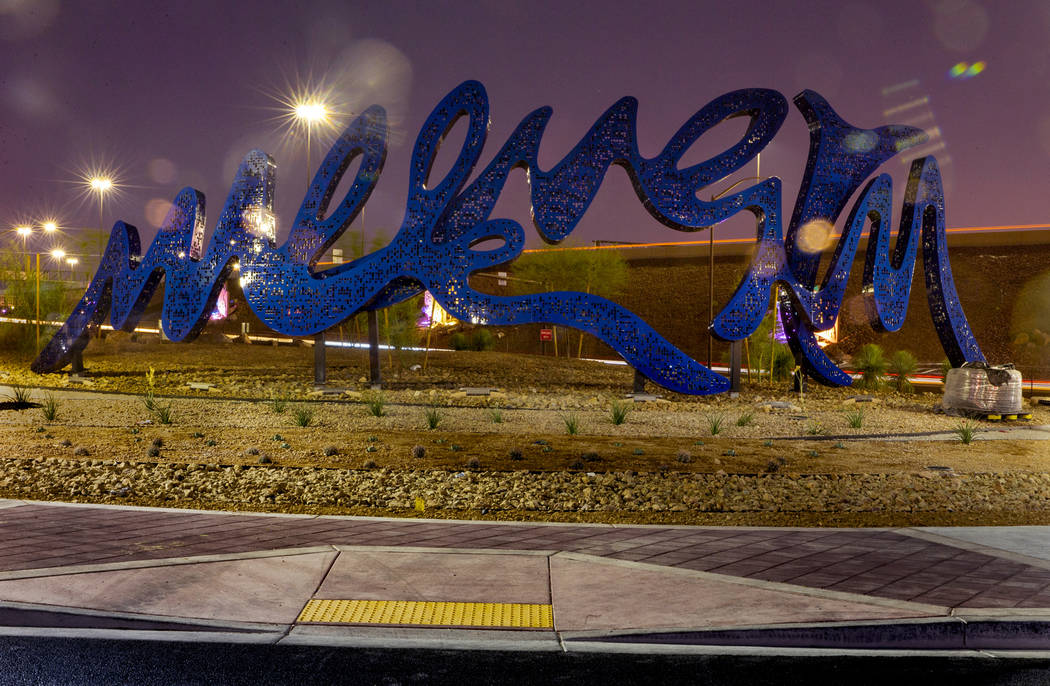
[293,98,331,386]
[88,176,113,261]
[293,101,328,190]
[66,256,78,281]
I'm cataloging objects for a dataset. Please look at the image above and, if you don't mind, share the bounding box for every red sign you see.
[539,328,553,342]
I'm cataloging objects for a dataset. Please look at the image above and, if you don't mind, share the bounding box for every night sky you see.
[2,0,1048,259]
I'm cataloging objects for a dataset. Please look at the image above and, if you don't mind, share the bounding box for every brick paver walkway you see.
[1,502,1048,609]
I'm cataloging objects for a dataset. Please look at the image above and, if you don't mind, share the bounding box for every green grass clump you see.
[155,404,174,425]
[563,413,580,435]
[955,421,978,444]
[269,393,288,414]
[365,393,386,417]
[887,350,918,394]
[293,406,315,427]
[843,406,865,429]
[852,344,887,391]
[736,412,754,427]
[39,393,58,422]
[423,407,442,430]
[7,384,32,405]
[806,422,826,435]
[488,408,503,424]
[609,400,631,426]
[706,413,726,436]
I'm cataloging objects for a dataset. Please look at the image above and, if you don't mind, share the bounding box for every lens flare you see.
[795,219,834,254]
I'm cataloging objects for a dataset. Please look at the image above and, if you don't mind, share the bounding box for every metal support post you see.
[729,339,742,395]
[367,309,382,388]
[632,369,646,394]
[313,330,326,386]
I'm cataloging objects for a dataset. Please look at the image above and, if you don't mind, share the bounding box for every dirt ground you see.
[1,336,1048,526]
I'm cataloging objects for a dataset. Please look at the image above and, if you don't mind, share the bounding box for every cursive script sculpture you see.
[31,81,985,393]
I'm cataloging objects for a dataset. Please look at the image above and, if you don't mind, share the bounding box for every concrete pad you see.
[317,551,550,604]
[0,551,336,624]
[550,555,938,632]
[919,526,1050,562]
[283,625,563,651]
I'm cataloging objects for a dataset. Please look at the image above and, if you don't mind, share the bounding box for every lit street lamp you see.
[89,176,113,261]
[293,98,331,386]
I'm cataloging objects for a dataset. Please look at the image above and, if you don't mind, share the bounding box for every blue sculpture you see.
[31,80,985,393]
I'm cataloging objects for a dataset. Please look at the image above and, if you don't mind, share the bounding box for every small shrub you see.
[542,445,552,453]
[834,441,846,449]
[939,358,953,380]
[411,445,426,459]
[465,457,481,469]
[205,439,217,446]
[272,434,284,442]
[365,445,378,453]
[706,413,726,436]
[362,459,378,469]
[569,459,585,470]
[423,406,442,430]
[887,350,918,394]
[323,445,339,456]
[147,446,160,458]
[955,421,978,444]
[563,413,580,435]
[843,407,865,429]
[269,393,288,414]
[657,464,670,474]
[7,384,31,405]
[59,439,72,447]
[765,460,780,473]
[246,447,260,456]
[293,406,315,427]
[582,450,601,462]
[365,393,386,417]
[450,444,463,452]
[367,435,378,442]
[723,449,737,457]
[853,343,887,390]
[73,446,89,456]
[806,422,826,435]
[762,440,773,447]
[509,448,523,461]
[633,448,645,455]
[39,393,58,422]
[151,438,164,448]
[488,408,503,424]
[449,332,470,351]
[471,329,495,351]
[736,412,754,427]
[676,450,693,464]
[280,442,291,449]
[130,427,139,435]
[258,454,273,464]
[191,431,205,438]
[610,400,631,426]
[808,450,819,458]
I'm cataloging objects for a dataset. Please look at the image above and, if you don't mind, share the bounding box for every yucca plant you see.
[852,343,887,390]
[843,406,864,429]
[887,350,918,394]
[955,421,978,444]
[563,413,580,435]
[423,406,442,430]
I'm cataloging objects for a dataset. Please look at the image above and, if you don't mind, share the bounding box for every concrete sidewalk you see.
[0,499,1048,657]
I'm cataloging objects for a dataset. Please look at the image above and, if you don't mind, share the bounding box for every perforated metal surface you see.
[33,81,985,393]
[297,599,553,628]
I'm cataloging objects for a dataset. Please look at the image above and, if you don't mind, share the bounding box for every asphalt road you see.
[1,638,1049,685]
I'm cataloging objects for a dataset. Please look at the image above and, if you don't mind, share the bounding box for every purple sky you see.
[2,0,1048,258]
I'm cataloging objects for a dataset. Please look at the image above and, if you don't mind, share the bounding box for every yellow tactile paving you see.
[297,599,553,628]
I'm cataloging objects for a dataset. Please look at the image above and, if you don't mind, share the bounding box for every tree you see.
[509,244,628,356]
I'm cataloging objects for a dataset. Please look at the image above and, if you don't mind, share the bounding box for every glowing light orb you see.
[795,219,835,254]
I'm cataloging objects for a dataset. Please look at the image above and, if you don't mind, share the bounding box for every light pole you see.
[66,257,78,281]
[89,177,112,262]
[293,99,331,386]
[15,226,31,274]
